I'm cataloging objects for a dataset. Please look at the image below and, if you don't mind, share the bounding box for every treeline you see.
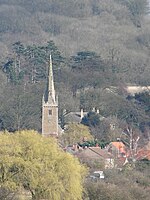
[0,0,150,139]
[0,41,150,142]
[0,41,117,131]
[0,0,149,83]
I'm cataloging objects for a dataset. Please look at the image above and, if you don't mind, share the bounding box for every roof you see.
[136,149,150,160]
[89,147,113,158]
[111,142,125,149]
[110,142,126,154]
[64,112,81,123]
[75,147,113,160]
[64,111,88,124]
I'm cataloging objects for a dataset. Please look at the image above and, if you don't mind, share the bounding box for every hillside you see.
[0,0,150,137]
[0,2,150,199]
[0,0,149,83]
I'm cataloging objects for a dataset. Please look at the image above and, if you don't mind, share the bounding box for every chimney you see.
[95,143,99,147]
[92,107,95,112]
[80,108,84,119]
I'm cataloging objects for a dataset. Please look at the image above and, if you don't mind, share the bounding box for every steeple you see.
[48,55,56,103]
[42,55,58,137]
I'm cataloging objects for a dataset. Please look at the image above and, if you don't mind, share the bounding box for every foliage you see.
[85,167,150,200]
[134,92,150,115]
[135,159,150,172]
[85,181,132,200]
[61,123,93,146]
[0,0,150,142]
[2,41,64,84]
[127,92,150,114]
[0,84,43,132]
[0,41,65,132]
[0,0,150,86]
[67,51,118,96]
[81,112,100,127]
[78,140,109,149]
[118,0,148,27]
[70,51,105,72]
[0,130,87,200]
[126,92,150,133]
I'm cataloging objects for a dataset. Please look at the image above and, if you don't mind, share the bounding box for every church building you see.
[42,55,58,137]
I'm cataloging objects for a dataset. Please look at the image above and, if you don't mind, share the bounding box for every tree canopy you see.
[0,130,86,200]
[61,123,93,146]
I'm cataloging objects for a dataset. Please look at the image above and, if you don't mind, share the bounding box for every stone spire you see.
[48,55,56,103]
[42,55,58,137]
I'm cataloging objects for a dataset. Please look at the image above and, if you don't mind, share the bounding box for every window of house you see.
[49,110,52,115]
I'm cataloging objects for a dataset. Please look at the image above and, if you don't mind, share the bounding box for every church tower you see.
[42,55,58,137]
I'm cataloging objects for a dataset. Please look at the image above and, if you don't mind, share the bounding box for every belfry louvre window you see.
[49,110,52,115]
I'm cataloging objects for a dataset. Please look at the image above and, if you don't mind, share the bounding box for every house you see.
[64,108,101,125]
[64,109,87,124]
[108,141,127,158]
[125,85,150,96]
[75,146,114,169]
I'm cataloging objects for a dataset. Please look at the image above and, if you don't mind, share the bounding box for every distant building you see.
[125,85,150,95]
[63,108,100,125]
[75,146,114,169]
[64,109,87,125]
[108,142,127,158]
[42,55,58,137]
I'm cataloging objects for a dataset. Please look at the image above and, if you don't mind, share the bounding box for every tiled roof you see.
[136,149,150,160]
[111,142,126,154]
[111,142,125,149]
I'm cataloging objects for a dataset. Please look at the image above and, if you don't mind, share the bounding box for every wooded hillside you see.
[0,0,149,82]
[0,0,149,138]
